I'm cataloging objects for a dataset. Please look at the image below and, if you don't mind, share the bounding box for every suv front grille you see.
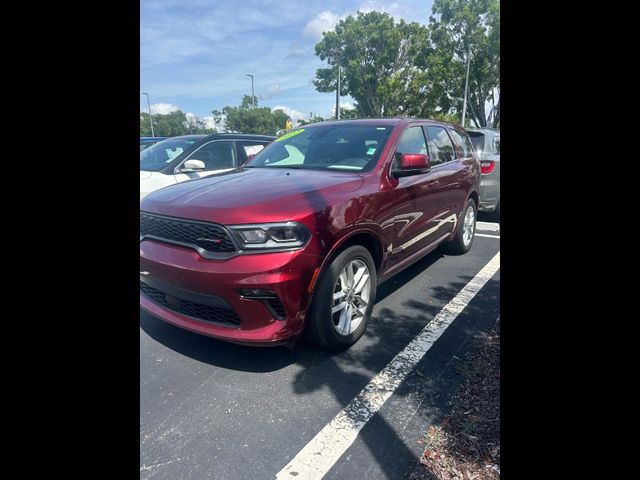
[140,212,236,253]
[140,281,241,326]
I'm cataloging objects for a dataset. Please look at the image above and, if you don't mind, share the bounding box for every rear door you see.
[388,124,451,267]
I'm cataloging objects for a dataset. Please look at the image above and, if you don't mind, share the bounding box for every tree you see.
[312,3,500,127]
[240,94,258,109]
[217,97,289,135]
[338,107,360,120]
[314,12,428,118]
[140,110,215,136]
[427,0,500,127]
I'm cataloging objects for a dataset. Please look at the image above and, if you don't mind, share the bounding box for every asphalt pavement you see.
[140,219,500,479]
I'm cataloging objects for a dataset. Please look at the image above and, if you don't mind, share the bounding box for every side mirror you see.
[393,153,431,177]
[180,159,205,172]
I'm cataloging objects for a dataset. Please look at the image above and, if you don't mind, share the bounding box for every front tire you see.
[444,199,477,255]
[305,246,377,350]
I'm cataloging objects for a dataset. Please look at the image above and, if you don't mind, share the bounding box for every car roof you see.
[198,133,276,141]
[466,128,499,135]
[299,118,468,133]
[140,136,168,141]
[302,118,455,127]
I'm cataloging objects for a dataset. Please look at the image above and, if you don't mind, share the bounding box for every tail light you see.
[480,160,496,175]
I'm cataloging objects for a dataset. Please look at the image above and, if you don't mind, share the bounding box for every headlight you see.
[229,222,311,251]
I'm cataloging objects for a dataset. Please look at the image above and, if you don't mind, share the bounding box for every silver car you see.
[467,128,500,217]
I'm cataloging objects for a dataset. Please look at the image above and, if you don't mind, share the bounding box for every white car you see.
[140,134,274,200]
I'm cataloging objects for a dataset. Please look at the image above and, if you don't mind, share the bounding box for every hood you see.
[140,170,153,180]
[140,167,364,224]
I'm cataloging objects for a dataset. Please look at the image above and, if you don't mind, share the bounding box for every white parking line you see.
[476,221,500,232]
[275,252,501,480]
[476,233,500,239]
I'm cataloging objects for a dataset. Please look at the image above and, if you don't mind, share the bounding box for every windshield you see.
[140,137,201,171]
[245,124,394,172]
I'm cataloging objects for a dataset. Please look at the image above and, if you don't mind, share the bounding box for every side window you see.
[424,126,456,165]
[394,126,428,168]
[449,129,475,158]
[236,141,267,164]
[493,136,500,154]
[188,141,236,171]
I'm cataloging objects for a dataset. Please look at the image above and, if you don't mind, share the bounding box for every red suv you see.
[140,119,480,349]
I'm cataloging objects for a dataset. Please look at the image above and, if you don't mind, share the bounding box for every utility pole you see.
[461,49,471,128]
[246,74,255,107]
[335,65,341,120]
[141,92,155,137]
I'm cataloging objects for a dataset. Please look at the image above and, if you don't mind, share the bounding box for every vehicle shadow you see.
[139,245,446,374]
[140,258,499,477]
[477,211,499,223]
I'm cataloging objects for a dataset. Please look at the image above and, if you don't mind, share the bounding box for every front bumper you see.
[139,239,321,346]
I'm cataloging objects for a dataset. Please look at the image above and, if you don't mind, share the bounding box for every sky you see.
[140,0,434,126]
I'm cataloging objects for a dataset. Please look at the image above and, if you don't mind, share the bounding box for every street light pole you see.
[336,65,341,120]
[246,74,255,108]
[141,92,155,137]
[461,49,471,128]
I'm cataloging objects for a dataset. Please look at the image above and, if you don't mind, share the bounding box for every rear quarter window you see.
[449,129,475,158]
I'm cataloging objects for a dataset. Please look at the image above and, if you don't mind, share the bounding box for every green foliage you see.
[217,97,290,136]
[297,114,325,126]
[428,0,500,127]
[312,2,500,127]
[240,95,258,109]
[314,11,426,117]
[431,112,461,124]
[338,107,360,120]
[140,111,216,136]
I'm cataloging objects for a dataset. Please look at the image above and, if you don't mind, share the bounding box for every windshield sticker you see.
[276,129,305,141]
[367,147,376,155]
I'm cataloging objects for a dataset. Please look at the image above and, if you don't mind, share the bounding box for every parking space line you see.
[476,233,500,239]
[476,221,500,232]
[275,251,501,480]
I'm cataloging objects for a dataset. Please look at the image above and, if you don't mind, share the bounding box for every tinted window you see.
[188,141,236,171]
[449,129,475,157]
[247,125,393,172]
[424,126,456,165]
[467,131,485,154]
[236,141,268,164]
[396,126,428,156]
[493,136,500,154]
[140,137,201,171]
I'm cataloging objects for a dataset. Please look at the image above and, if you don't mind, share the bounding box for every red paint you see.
[140,119,480,345]
[400,153,430,169]
[480,160,496,175]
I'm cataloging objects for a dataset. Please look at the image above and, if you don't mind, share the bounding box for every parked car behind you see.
[140,133,275,200]
[140,136,168,151]
[466,128,500,218]
[140,119,480,349]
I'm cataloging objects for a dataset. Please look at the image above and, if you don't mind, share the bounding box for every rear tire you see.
[305,246,377,350]
[444,199,477,255]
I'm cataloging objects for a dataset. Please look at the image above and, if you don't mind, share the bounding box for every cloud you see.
[140,102,180,114]
[259,84,282,101]
[201,116,219,130]
[272,105,307,125]
[328,101,356,118]
[303,11,340,39]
